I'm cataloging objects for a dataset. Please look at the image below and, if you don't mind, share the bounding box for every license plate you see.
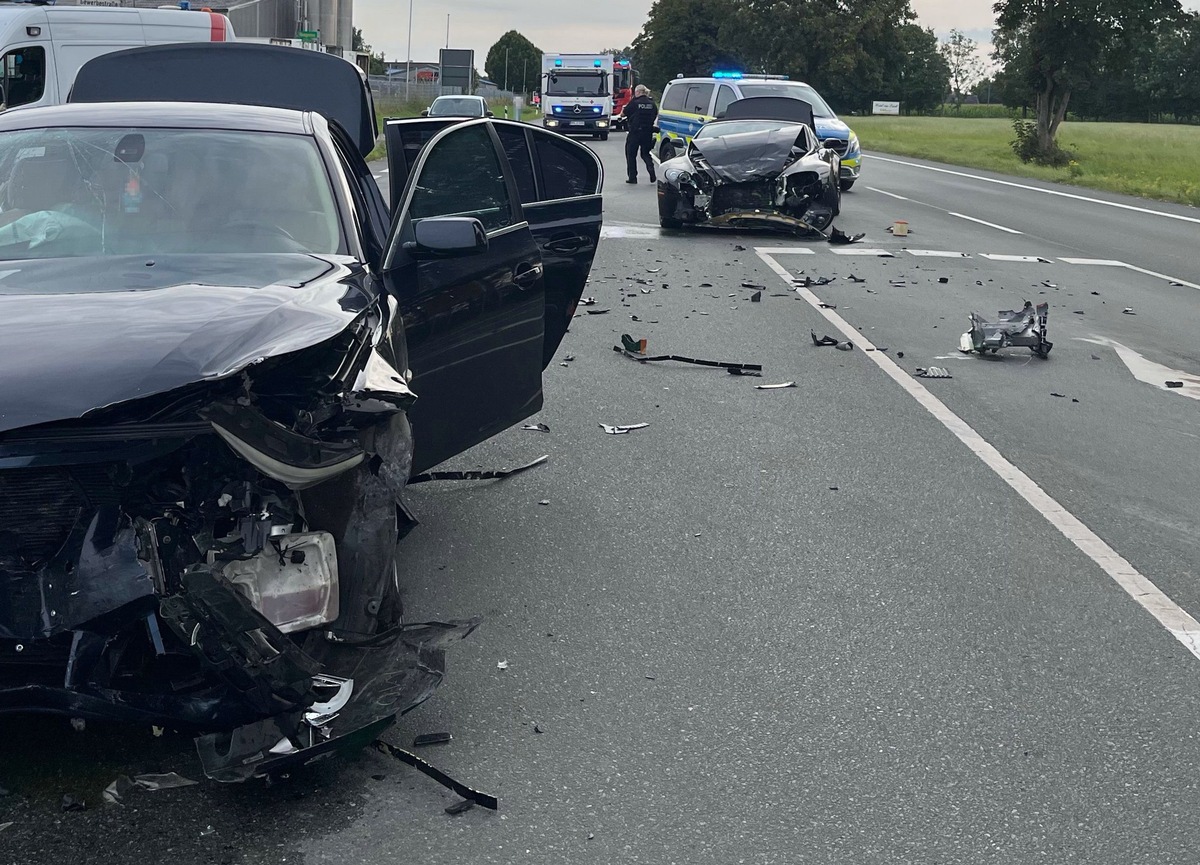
[569,121,585,126]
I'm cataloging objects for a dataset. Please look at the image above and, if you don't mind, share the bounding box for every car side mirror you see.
[408,217,488,258]
[486,110,495,117]
[420,109,430,117]
[715,111,726,119]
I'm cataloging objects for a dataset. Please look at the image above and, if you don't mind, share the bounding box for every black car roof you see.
[69,43,376,157]
[0,101,315,136]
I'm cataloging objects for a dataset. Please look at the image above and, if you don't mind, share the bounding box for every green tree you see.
[993,0,1182,157]
[352,27,387,75]
[484,30,542,94]
[895,24,950,112]
[631,0,741,91]
[940,30,984,108]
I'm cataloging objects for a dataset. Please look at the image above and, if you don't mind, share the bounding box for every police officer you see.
[622,84,658,184]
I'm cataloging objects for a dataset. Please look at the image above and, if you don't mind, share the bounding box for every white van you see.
[0,3,235,111]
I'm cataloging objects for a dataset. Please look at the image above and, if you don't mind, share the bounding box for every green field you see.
[847,116,1200,207]
[367,97,540,161]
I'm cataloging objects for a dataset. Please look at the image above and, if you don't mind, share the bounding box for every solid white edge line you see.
[948,212,1024,235]
[866,185,909,201]
[1059,258,1126,266]
[1121,263,1200,292]
[869,153,1200,226]
[757,246,1200,661]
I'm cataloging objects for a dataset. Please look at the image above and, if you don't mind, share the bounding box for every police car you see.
[654,72,861,190]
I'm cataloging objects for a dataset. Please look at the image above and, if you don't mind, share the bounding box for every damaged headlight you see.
[663,167,692,185]
[219,531,340,633]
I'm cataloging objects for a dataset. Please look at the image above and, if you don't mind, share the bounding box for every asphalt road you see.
[4,139,1200,864]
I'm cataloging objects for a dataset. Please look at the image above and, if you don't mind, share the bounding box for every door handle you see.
[513,264,541,289]
[546,235,587,254]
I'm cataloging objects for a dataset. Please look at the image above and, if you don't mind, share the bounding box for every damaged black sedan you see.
[657,97,841,234]
[0,44,602,780]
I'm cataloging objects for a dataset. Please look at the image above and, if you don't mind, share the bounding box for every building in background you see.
[74,0,354,55]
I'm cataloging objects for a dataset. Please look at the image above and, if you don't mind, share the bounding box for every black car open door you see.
[491,122,604,367]
[382,119,547,473]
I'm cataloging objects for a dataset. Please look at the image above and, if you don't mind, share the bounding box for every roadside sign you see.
[298,30,319,42]
[872,101,900,115]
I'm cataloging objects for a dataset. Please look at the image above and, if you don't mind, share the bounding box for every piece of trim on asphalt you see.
[867,154,1200,226]
[948,212,1024,234]
[756,245,1200,661]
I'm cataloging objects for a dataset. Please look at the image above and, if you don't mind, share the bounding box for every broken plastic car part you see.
[959,301,1052,358]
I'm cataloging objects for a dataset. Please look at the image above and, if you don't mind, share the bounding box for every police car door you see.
[493,121,603,367]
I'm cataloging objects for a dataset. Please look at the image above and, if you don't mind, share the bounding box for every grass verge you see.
[367,97,542,162]
[847,116,1200,207]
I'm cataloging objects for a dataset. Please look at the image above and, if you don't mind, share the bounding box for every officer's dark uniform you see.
[622,93,658,183]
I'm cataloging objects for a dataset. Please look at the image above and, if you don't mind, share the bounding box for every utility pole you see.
[504,48,509,93]
[445,14,449,48]
[522,57,527,98]
[405,0,413,100]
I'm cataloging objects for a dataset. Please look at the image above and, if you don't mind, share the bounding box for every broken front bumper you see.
[0,412,469,781]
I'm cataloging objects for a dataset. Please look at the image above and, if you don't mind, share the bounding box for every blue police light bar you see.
[618,59,630,66]
[712,70,743,79]
[593,59,602,67]
[554,59,563,67]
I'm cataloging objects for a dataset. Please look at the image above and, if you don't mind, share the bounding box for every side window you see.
[684,83,714,115]
[2,46,45,108]
[495,124,538,204]
[660,83,686,112]
[534,133,600,201]
[409,124,512,234]
[714,85,737,117]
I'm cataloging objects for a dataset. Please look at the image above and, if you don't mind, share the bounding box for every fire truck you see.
[611,57,639,129]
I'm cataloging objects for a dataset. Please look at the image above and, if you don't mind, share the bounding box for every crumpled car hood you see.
[0,254,370,434]
[690,125,809,183]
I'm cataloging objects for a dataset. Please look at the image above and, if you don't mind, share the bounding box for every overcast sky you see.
[356,0,1200,69]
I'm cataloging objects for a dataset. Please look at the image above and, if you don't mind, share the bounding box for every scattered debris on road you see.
[1166,381,1184,388]
[915,367,953,378]
[959,301,1052,358]
[828,227,866,244]
[374,740,498,812]
[614,336,763,373]
[811,332,839,347]
[847,274,866,283]
[408,455,549,484]
[1122,307,1136,315]
[522,423,551,433]
[600,422,651,434]
[756,381,797,389]
[585,308,611,315]
[413,732,454,747]
[751,291,762,302]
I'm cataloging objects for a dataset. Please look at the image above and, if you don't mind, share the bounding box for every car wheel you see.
[659,141,675,162]
[839,179,856,192]
[600,133,609,141]
[659,215,683,229]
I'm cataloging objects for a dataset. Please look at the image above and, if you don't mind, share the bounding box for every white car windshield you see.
[735,83,836,118]
[429,97,486,116]
[0,127,344,260]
